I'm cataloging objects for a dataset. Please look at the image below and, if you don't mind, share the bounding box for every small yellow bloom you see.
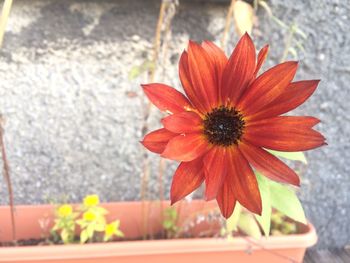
[105,223,116,236]
[83,194,100,207]
[58,204,73,218]
[83,210,96,221]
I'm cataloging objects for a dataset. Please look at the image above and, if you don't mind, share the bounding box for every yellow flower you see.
[58,204,73,218]
[83,194,100,207]
[105,223,116,236]
[83,211,96,221]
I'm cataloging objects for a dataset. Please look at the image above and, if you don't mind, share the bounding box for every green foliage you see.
[51,204,78,244]
[104,220,124,242]
[221,203,241,239]
[238,213,262,239]
[222,171,307,239]
[162,207,178,238]
[258,0,307,61]
[271,211,298,235]
[254,172,306,236]
[76,207,108,243]
[254,173,271,236]
[268,150,307,164]
[269,180,307,224]
[255,172,306,235]
[128,60,155,80]
[223,202,262,239]
[51,195,124,244]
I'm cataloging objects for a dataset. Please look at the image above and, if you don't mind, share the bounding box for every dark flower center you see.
[203,107,245,146]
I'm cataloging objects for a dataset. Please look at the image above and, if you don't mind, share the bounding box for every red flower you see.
[141,33,326,218]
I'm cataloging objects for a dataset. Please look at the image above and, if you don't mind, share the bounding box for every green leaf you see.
[86,224,95,238]
[80,229,89,244]
[114,220,120,228]
[93,207,108,215]
[163,220,173,230]
[254,172,271,236]
[128,66,141,80]
[267,150,307,164]
[115,230,124,237]
[61,229,72,244]
[76,219,85,227]
[128,60,155,80]
[164,207,177,220]
[226,203,241,233]
[95,222,106,232]
[238,213,262,239]
[269,181,307,224]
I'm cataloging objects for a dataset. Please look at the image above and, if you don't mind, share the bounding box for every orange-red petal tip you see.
[170,199,177,205]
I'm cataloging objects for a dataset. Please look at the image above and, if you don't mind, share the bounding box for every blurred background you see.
[0,0,348,249]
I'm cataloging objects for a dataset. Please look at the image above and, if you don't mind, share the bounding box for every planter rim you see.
[0,226,317,261]
[0,201,317,262]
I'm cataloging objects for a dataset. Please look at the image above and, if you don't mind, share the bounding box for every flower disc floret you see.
[203,107,245,146]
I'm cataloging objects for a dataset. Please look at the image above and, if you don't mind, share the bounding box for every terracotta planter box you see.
[0,200,317,263]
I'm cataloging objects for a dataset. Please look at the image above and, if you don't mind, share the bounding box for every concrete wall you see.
[0,0,348,248]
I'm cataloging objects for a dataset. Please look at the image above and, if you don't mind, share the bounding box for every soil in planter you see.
[0,238,50,247]
[0,231,216,247]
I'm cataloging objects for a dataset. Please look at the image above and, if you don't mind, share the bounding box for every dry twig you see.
[221,0,236,49]
[0,115,16,241]
[0,0,13,47]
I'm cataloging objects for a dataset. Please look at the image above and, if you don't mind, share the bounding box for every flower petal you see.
[221,33,256,105]
[161,133,210,162]
[162,111,203,134]
[201,41,228,98]
[216,179,237,219]
[187,41,218,110]
[170,158,205,204]
[239,142,300,186]
[238,61,298,115]
[201,41,227,73]
[141,128,177,154]
[142,83,192,114]
[248,80,320,121]
[244,116,326,152]
[254,45,269,77]
[226,147,262,215]
[247,116,321,128]
[203,147,227,200]
[179,51,207,113]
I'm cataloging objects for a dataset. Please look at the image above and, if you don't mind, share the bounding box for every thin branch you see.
[148,1,166,82]
[221,0,236,50]
[0,0,13,48]
[280,24,296,62]
[0,115,16,241]
[140,0,167,240]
